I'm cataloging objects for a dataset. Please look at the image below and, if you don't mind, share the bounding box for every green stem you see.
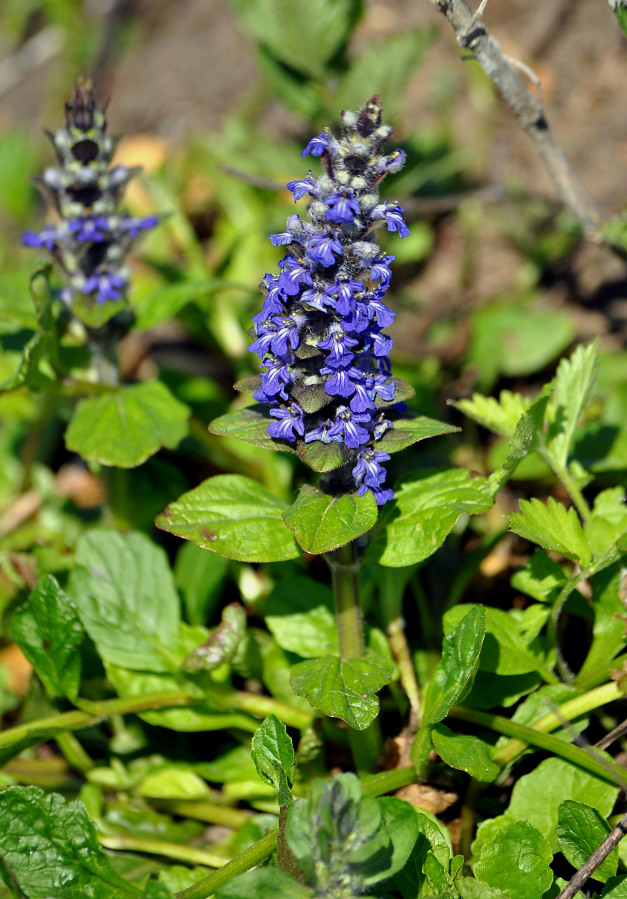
[0,688,310,764]
[449,705,627,787]
[552,462,592,524]
[361,765,416,796]
[176,829,279,899]
[155,800,252,829]
[55,732,94,774]
[327,541,380,773]
[276,804,303,881]
[493,681,621,768]
[99,834,225,868]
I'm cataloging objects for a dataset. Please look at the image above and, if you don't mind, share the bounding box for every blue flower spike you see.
[250,96,409,505]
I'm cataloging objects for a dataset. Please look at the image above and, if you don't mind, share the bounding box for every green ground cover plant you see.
[0,2,627,898]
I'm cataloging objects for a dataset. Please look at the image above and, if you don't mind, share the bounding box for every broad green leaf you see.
[12,574,83,701]
[444,605,550,678]
[507,757,619,851]
[577,562,627,686]
[0,328,57,392]
[283,485,377,554]
[423,606,486,725]
[473,819,553,899]
[370,797,420,885]
[65,381,190,467]
[143,881,173,899]
[290,653,395,729]
[68,529,182,672]
[508,497,591,567]
[547,341,598,469]
[423,851,456,893]
[451,390,531,439]
[432,725,499,782]
[133,279,225,330]
[71,293,126,328]
[370,468,493,567]
[174,541,228,626]
[138,768,212,801]
[377,415,459,455]
[585,487,627,567]
[264,578,337,658]
[297,438,349,472]
[457,879,509,898]
[156,474,302,563]
[183,603,246,672]
[215,865,311,899]
[0,786,142,898]
[510,549,567,603]
[557,800,617,882]
[228,0,358,77]
[468,301,575,389]
[209,405,296,454]
[251,715,295,807]
[602,876,627,898]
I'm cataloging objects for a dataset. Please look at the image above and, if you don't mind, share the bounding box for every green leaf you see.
[602,876,627,898]
[377,415,459,455]
[577,562,627,686]
[507,757,619,851]
[138,768,212,801]
[283,486,377,554]
[251,715,295,807]
[12,575,83,701]
[547,342,598,468]
[68,529,182,672]
[557,800,617,883]
[65,381,190,468]
[174,541,228,626]
[157,474,302,563]
[215,865,311,899]
[143,881,173,899]
[133,279,226,330]
[451,390,531,439]
[510,549,567,602]
[473,819,553,899]
[422,606,486,725]
[71,293,126,328]
[290,653,395,729]
[297,438,349,472]
[0,786,142,898]
[370,468,493,567]
[228,0,359,77]
[374,797,421,884]
[457,878,509,898]
[432,725,500,782]
[209,406,296,454]
[468,300,575,389]
[509,497,591,567]
[264,578,337,658]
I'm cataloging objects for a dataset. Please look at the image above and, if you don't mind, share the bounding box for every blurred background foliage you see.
[0,0,625,808]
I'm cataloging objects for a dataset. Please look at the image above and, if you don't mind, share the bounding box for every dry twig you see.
[428,0,604,240]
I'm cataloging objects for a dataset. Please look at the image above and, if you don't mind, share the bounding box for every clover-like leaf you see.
[290,653,395,729]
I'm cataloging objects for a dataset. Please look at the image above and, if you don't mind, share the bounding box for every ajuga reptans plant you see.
[22,76,157,329]
[249,95,408,505]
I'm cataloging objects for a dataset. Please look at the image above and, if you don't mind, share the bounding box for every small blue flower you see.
[268,403,305,441]
[353,449,391,489]
[269,231,294,247]
[287,176,315,200]
[68,215,110,241]
[318,326,359,368]
[22,225,60,251]
[305,418,342,443]
[306,233,344,267]
[83,270,126,304]
[324,191,361,225]
[301,132,329,157]
[328,406,370,449]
